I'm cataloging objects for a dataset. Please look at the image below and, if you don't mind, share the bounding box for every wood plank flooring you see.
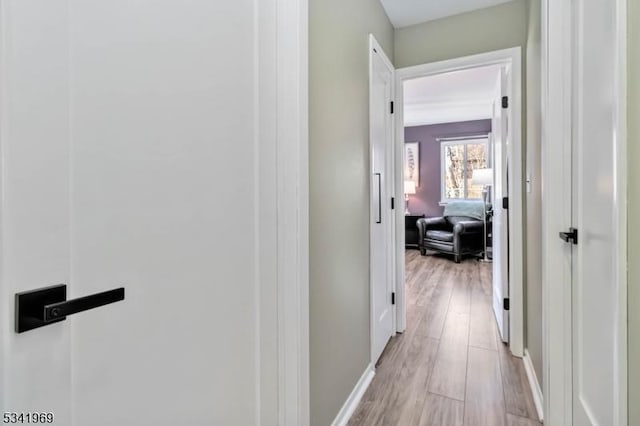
[348,251,540,426]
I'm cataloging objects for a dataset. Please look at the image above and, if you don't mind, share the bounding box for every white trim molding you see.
[523,350,544,422]
[266,0,310,424]
[404,100,492,127]
[394,47,525,357]
[541,0,628,424]
[331,364,375,426]
[613,2,628,425]
[541,0,574,423]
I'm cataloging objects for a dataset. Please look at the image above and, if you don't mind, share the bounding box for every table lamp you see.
[404,180,416,215]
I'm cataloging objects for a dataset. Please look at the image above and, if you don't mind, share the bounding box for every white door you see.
[570,0,619,423]
[369,38,395,364]
[1,1,266,425]
[491,67,510,342]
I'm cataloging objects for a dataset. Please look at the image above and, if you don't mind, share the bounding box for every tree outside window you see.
[441,138,489,202]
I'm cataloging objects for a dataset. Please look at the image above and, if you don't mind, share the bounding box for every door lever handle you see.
[16,284,125,333]
[44,287,124,322]
[375,173,382,224]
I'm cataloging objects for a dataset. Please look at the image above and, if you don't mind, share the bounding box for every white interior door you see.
[571,0,619,423]
[491,68,510,342]
[1,1,263,425]
[369,38,395,364]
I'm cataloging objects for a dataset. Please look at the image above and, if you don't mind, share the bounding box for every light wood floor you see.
[348,251,541,426]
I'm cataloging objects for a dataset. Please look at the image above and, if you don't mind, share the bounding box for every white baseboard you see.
[331,363,375,426]
[523,349,544,422]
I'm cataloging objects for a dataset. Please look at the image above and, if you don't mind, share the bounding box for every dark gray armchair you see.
[416,215,484,263]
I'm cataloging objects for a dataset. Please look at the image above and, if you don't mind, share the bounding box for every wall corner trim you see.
[331,363,375,426]
[523,349,544,422]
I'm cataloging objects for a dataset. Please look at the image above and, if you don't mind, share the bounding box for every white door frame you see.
[369,34,397,364]
[541,0,628,424]
[270,0,310,424]
[393,47,525,357]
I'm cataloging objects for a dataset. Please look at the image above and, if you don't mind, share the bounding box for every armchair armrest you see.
[417,217,447,241]
[452,220,484,235]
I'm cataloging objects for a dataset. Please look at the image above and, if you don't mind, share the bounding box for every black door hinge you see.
[559,227,578,245]
[502,96,509,108]
[391,197,395,210]
[391,292,396,305]
[502,197,509,209]
[503,298,510,311]
[390,101,394,114]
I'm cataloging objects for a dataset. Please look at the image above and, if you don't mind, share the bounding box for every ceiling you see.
[403,65,501,127]
[380,0,514,28]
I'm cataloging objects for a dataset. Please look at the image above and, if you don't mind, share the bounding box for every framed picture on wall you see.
[404,142,420,187]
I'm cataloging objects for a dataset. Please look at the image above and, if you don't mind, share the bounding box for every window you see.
[440,137,489,202]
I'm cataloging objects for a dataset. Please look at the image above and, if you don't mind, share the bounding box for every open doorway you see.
[402,63,511,343]
[357,47,538,425]
[393,49,525,358]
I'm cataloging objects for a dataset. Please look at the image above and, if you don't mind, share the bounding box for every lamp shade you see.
[404,180,416,195]
[472,168,493,186]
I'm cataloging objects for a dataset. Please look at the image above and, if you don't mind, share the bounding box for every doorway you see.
[394,48,525,357]
[359,45,537,425]
[367,44,525,368]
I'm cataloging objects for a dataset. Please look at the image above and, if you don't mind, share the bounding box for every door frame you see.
[541,0,628,424]
[393,47,525,357]
[269,0,310,424]
[368,34,397,364]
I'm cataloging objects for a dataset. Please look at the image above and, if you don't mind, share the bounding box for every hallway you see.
[348,251,540,426]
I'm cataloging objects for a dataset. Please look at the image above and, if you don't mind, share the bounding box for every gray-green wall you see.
[309,0,394,424]
[525,0,543,387]
[309,2,546,423]
[628,0,639,422]
[393,0,543,382]
[394,0,529,68]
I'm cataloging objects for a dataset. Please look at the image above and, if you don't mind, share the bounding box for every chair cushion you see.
[446,216,481,226]
[425,230,454,243]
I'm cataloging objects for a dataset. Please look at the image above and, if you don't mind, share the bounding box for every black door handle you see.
[16,284,125,333]
[375,172,382,224]
[559,227,578,245]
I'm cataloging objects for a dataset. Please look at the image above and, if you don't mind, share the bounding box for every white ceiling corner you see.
[380,0,515,28]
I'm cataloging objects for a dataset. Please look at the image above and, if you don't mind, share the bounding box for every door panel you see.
[1,0,73,421]
[492,68,509,343]
[370,45,394,364]
[571,0,617,424]
[2,1,260,424]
